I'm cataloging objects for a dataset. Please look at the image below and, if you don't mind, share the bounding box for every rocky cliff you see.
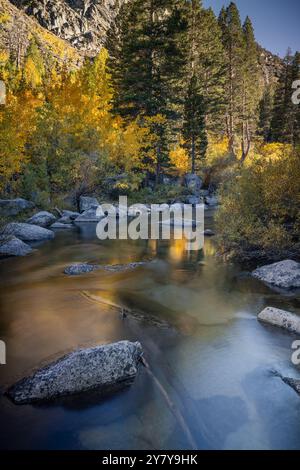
[9,0,125,55]
[0,0,82,66]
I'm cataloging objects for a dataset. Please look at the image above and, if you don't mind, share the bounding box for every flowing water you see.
[0,214,300,450]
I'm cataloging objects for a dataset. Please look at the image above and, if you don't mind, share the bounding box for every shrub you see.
[216,146,300,260]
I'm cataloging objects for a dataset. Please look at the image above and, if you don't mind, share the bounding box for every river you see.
[0,213,300,450]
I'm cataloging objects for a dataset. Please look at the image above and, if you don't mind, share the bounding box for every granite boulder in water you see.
[258,307,300,335]
[252,260,300,289]
[7,341,143,404]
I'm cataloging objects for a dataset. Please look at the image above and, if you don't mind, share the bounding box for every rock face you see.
[26,211,57,228]
[79,196,100,213]
[7,341,143,404]
[282,377,300,396]
[11,0,126,55]
[252,260,300,289]
[5,223,55,241]
[258,307,300,335]
[0,198,34,217]
[0,236,33,256]
[184,173,203,195]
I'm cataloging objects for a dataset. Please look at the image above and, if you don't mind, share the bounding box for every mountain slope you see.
[0,0,83,67]
[9,0,125,55]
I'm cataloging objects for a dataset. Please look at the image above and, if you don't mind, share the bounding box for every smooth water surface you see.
[0,216,300,450]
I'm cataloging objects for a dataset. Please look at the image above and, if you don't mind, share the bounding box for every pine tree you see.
[183,1,224,171]
[218,2,244,156]
[290,51,300,146]
[107,0,188,183]
[270,50,295,144]
[183,74,207,173]
[257,86,273,141]
[240,16,260,162]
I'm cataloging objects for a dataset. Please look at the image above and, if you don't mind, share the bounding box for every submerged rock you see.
[258,307,300,334]
[64,262,148,276]
[0,198,34,217]
[5,223,55,242]
[26,211,56,228]
[252,260,300,289]
[282,377,300,396]
[7,341,143,404]
[0,237,33,257]
[64,263,100,275]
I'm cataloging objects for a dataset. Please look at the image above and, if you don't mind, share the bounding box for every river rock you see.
[252,260,300,289]
[0,237,33,257]
[7,341,143,404]
[64,262,148,276]
[282,377,300,396]
[184,173,203,195]
[62,210,80,220]
[204,229,215,237]
[26,211,56,228]
[64,263,100,275]
[5,223,55,242]
[79,196,100,213]
[0,198,34,217]
[205,195,219,207]
[258,307,300,334]
[75,207,105,223]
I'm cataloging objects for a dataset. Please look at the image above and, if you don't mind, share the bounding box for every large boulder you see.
[252,260,300,289]
[5,223,55,242]
[0,198,34,217]
[79,196,100,213]
[0,237,33,257]
[258,307,300,334]
[7,341,143,404]
[26,211,56,228]
[184,173,203,195]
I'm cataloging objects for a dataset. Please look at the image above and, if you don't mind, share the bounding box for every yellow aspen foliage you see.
[0,91,42,191]
[206,134,230,165]
[169,144,189,175]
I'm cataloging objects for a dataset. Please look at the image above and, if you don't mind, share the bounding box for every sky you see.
[203,0,300,57]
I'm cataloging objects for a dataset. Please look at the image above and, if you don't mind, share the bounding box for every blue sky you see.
[203,0,300,57]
